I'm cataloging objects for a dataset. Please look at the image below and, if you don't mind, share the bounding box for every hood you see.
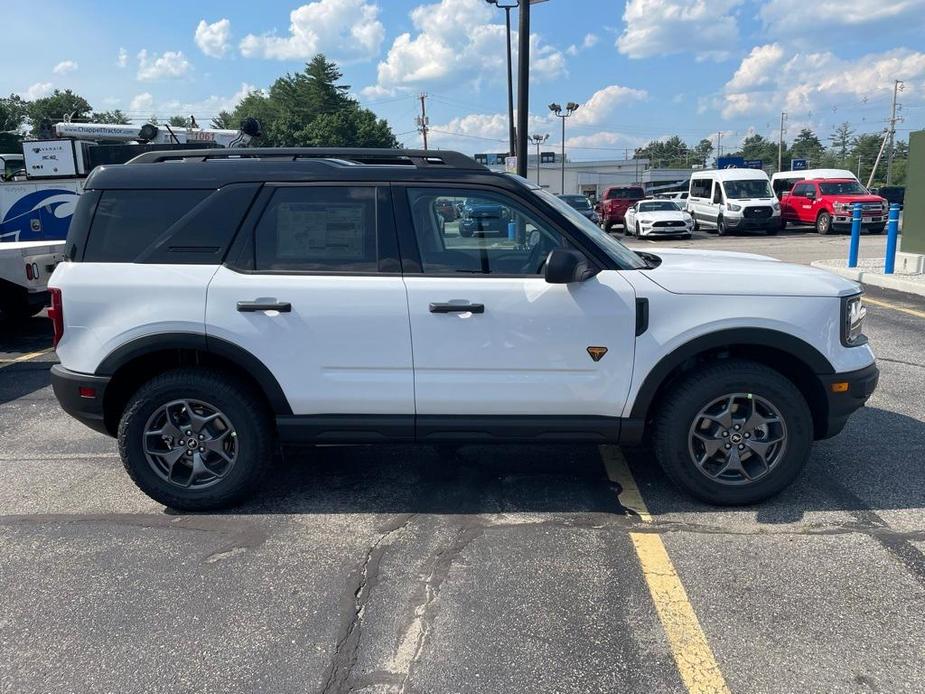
[637,210,687,221]
[831,195,884,205]
[639,248,860,297]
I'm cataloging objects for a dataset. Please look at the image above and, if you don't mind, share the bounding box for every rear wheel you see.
[118,368,273,510]
[816,211,832,235]
[652,359,812,505]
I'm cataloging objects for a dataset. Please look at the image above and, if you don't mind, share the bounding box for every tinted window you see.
[255,187,377,272]
[407,188,567,276]
[792,183,813,197]
[818,181,867,196]
[774,177,801,196]
[84,190,209,262]
[559,195,591,209]
[690,178,712,199]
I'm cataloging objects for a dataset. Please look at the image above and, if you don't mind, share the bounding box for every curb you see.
[811,261,925,298]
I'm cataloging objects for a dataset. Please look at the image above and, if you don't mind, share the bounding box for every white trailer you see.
[0,240,64,318]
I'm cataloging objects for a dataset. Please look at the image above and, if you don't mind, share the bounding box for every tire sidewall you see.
[655,365,813,505]
[118,371,271,509]
[816,212,831,235]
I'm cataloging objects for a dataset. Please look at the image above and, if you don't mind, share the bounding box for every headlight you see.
[727,203,742,212]
[773,202,781,211]
[842,294,867,346]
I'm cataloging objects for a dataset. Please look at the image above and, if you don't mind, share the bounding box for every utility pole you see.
[530,133,549,185]
[548,102,578,193]
[416,92,429,150]
[716,131,722,160]
[857,154,862,178]
[886,79,904,185]
[778,112,787,172]
[516,0,531,178]
[485,1,518,158]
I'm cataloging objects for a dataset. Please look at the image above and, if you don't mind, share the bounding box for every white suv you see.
[49,148,878,510]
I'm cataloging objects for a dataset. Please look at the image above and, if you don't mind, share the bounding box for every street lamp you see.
[485,0,518,160]
[548,101,579,193]
[530,133,549,184]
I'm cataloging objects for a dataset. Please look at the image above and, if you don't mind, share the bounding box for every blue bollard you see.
[848,203,862,268]
[884,203,901,274]
[508,221,517,241]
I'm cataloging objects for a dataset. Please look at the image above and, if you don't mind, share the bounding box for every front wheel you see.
[717,216,727,236]
[118,368,273,510]
[651,359,812,505]
[816,211,832,235]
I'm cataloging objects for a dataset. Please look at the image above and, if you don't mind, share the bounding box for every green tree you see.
[850,132,887,185]
[0,94,28,132]
[829,122,854,165]
[26,89,92,136]
[91,109,130,124]
[790,128,825,165]
[740,134,781,168]
[168,115,190,128]
[229,55,398,148]
[634,135,689,167]
[691,138,713,166]
[211,111,236,129]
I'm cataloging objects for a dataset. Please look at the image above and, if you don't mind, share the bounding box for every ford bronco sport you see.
[49,148,878,510]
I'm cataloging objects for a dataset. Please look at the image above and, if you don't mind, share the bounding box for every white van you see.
[771,168,857,199]
[687,169,780,235]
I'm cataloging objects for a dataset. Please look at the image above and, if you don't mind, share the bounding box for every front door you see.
[396,185,637,424]
[206,184,414,419]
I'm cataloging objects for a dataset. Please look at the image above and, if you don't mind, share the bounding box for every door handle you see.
[429,302,485,314]
[237,301,292,313]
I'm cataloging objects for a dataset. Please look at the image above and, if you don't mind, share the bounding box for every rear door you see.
[395,184,637,425]
[206,184,414,421]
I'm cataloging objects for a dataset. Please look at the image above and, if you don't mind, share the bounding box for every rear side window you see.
[607,187,645,200]
[690,178,712,199]
[254,186,377,272]
[84,190,209,262]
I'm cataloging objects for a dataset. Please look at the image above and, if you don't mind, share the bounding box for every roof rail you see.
[126,147,487,170]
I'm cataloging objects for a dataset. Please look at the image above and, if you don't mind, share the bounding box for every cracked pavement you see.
[2,233,925,694]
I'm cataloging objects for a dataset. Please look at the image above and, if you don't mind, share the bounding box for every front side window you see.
[723,179,773,199]
[255,187,377,272]
[407,188,567,276]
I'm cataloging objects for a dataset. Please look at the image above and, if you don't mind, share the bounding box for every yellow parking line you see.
[0,348,52,369]
[864,296,925,320]
[601,446,731,694]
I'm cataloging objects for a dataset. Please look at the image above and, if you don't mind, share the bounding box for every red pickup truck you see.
[596,185,645,231]
[781,178,887,234]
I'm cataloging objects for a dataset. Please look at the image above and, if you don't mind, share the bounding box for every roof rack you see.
[126,147,486,170]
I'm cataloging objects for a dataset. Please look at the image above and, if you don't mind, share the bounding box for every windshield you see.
[638,201,680,212]
[559,195,592,210]
[723,179,772,199]
[534,188,647,270]
[819,181,867,196]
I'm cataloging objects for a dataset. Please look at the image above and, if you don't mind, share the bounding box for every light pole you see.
[530,133,549,184]
[548,102,579,193]
[485,0,518,160]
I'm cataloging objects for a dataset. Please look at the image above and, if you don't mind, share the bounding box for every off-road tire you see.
[651,359,813,505]
[118,368,274,510]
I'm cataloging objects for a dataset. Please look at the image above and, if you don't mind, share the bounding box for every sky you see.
[3,0,925,160]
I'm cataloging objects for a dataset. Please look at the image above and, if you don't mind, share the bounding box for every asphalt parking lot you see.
[1,229,923,694]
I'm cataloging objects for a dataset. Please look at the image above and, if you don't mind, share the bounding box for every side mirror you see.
[545,249,599,284]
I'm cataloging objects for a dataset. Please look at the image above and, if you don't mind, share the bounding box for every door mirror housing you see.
[545,249,599,284]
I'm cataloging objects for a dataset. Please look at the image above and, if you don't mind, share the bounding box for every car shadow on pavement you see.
[228,442,622,517]
[626,406,925,524]
[0,362,53,406]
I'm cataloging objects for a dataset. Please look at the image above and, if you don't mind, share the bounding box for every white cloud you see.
[240,0,384,62]
[137,49,192,81]
[23,82,53,100]
[52,60,78,75]
[127,84,257,121]
[570,84,648,127]
[368,0,566,95]
[130,92,155,113]
[617,0,743,61]
[567,33,600,56]
[195,18,232,58]
[721,45,925,119]
[761,0,925,35]
[117,48,128,68]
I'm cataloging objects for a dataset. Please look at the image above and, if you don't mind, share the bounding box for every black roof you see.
[85,147,511,190]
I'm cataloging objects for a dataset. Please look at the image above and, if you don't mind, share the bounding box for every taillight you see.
[48,288,64,348]
[25,263,34,280]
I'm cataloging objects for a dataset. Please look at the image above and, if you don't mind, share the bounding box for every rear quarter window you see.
[83,190,210,262]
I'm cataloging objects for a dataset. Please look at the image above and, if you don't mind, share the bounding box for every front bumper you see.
[816,362,879,439]
[50,364,113,436]
[639,224,693,237]
[832,215,886,228]
[726,216,779,231]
